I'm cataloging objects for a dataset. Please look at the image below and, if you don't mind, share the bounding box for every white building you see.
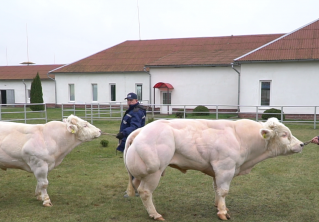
[235,19,319,117]
[0,64,63,106]
[50,34,282,110]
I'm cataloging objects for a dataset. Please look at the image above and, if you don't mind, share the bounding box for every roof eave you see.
[52,71,145,74]
[145,64,231,68]
[234,59,319,64]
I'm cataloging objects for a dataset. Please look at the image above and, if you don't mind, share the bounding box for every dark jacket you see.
[116,102,146,152]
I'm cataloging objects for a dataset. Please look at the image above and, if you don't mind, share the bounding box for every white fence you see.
[0,103,47,123]
[60,103,319,129]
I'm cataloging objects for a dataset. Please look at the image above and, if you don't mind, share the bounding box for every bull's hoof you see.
[155,217,165,221]
[217,213,230,220]
[43,202,53,207]
[36,196,42,201]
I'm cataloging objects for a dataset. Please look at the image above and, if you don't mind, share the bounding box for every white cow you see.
[124,118,305,220]
[0,114,101,206]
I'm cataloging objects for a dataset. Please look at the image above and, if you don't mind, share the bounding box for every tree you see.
[30,72,44,111]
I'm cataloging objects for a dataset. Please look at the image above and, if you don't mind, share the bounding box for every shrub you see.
[147,117,155,124]
[30,72,44,111]
[192,105,209,116]
[262,108,285,120]
[100,140,109,147]
[175,109,187,118]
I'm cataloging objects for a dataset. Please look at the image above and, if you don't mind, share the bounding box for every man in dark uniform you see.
[116,92,146,153]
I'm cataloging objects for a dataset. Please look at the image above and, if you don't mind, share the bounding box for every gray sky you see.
[1,0,318,66]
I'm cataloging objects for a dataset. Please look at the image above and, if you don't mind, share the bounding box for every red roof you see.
[0,64,64,80]
[236,19,319,62]
[51,34,283,73]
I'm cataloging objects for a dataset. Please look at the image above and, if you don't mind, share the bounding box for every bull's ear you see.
[71,118,78,125]
[67,125,78,134]
[260,129,273,140]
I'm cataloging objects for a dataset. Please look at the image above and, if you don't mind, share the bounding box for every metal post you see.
[281,106,284,123]
[91,104,93,124]
[24,104,27,123]
[216,105,219,120]
[183,105,186,119]
[256,106,258,121]
[120,102,123,119]
[314,106,317,129]
[45,104,47,122]
[61,104,64,120]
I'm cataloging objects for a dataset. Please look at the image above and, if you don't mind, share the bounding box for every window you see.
[163,92,171,104]
[27,89,30,99]
[136,84,142,100]
[69,84,75,101]
[92,84,98,101]
[110,84,116,101]
[261,81,270,106]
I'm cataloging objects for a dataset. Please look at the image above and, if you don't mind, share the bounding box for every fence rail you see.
[0,103,47,123]
[60,103,319,129]
[1,103,319,128]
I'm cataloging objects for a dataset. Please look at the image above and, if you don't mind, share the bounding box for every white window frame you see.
[162,92,171,105]
[92,84,98,102]
[260,81,271,106]
[136,84,142,101]
[110,83,116,101]
[69,84,75,102]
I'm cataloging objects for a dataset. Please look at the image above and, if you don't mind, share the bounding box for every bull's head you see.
[260,117,304,156]
[63,115,101,141]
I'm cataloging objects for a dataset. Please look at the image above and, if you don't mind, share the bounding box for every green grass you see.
[0,111,319,221]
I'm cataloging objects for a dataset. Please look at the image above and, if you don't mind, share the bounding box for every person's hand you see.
[116,132,124,140]
[311,136,319,144]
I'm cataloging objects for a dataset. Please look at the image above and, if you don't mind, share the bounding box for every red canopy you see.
[153,82,174,89]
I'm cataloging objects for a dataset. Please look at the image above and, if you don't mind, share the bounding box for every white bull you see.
[124,118,304,220]
[0,114,101,206]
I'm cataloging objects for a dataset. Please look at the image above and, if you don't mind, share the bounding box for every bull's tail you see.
[124,128,143,197]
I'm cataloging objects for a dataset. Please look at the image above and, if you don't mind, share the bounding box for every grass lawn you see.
[0,111,319,221]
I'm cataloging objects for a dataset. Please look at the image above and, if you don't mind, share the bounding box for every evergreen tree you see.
[30,72,44,111]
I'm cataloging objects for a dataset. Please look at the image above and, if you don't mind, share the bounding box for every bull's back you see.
[0,122,47,170]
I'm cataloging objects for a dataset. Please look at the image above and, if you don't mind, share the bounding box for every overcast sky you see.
[1,0,318,66]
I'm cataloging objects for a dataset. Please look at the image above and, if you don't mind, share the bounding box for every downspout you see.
[47,71,57,107]
[144,66,153,118]
[22,79,27,103]
[231,63,240,113]
[143,67,151,104]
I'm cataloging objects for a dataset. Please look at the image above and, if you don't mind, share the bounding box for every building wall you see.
[240,61,319,114]
[54,72,150,104]
[149,66,240,109]
[0,80,55,104]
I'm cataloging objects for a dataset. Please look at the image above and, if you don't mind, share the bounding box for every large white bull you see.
[124,118,305,220]
[0,114,101,206]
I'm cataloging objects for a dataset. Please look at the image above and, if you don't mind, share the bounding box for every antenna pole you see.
[6,47,8,65]
[137,0,141,40]
[26,24,30,64]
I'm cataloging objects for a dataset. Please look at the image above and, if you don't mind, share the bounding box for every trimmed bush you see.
[100,140,109,147]
[262,108,285,120]
[192,105,209,116]
[175,109,187,118]
[30,72,44,111]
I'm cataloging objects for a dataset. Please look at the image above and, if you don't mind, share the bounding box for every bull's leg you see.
[213,167,235,221]
[138,171,164,221]
[213,177,220,207]
[32,162,52,207]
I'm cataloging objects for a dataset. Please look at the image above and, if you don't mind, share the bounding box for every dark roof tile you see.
[236,19,319,62]
[52,34,283,73]
[0,64,64,80]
